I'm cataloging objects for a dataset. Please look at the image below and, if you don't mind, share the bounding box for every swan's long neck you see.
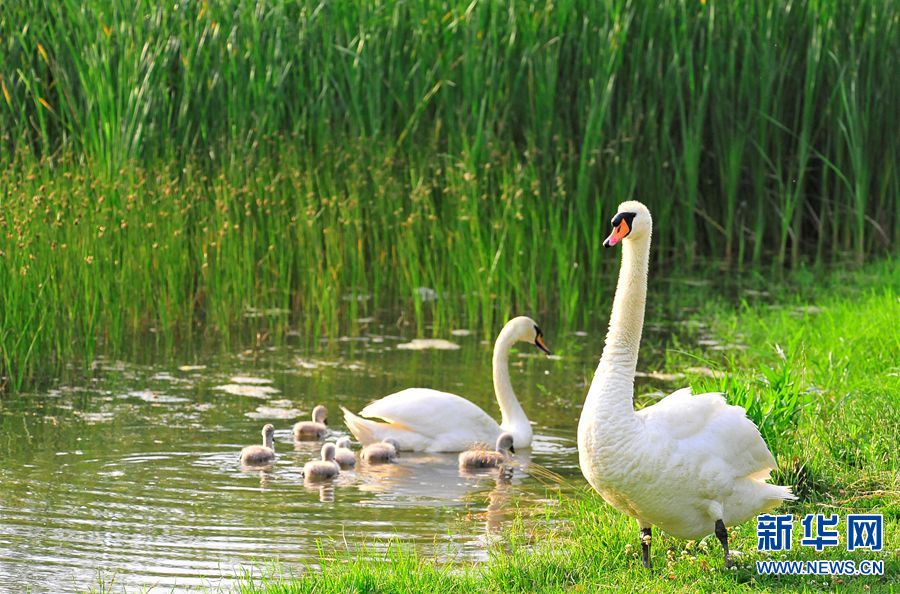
[493,329,531,442]
[585,234,651,420]
[264,433,274,450]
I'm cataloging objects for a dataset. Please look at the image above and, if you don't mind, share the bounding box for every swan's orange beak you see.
[535,334,551,355]
[603,219,631,248]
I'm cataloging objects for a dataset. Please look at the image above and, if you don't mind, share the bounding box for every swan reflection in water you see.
[256,469,275,489]
[294,438,329,455]
[305,482,336,502]
[238,462,276,490]
[350,447,533,533]
[459,468,515,534]
[243,439,537,533]
[459,448,534,534]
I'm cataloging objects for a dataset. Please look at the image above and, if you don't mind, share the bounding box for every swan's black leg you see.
[640,526,653,568]
[715,519,733,568]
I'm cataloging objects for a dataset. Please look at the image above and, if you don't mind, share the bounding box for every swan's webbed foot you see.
[715,519,733,568]
[640,526,652,569]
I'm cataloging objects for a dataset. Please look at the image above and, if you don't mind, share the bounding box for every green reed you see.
[1,0,898,390]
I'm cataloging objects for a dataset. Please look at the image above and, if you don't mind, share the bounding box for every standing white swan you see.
[342,316,551,452]
[578,201,796,568]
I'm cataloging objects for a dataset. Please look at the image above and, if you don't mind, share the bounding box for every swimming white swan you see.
[577,201,796,568]
[342,316,550,452]
[458,432,515,470]
[240,424,276,465]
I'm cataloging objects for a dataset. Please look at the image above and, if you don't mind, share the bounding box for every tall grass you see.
[1,0,898,391]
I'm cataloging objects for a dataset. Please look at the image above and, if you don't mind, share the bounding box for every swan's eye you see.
[611,212,637,233]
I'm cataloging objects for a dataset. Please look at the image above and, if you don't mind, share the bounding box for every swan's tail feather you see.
[746,465,798,502]
[341,406,385,446]
[759,483,798,512]
[772,484,798,500]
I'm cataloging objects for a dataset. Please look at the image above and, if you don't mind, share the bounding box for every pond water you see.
[0,318,692,592]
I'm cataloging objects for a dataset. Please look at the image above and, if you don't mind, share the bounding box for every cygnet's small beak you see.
[534,334,551,355]
[510,445,516,454]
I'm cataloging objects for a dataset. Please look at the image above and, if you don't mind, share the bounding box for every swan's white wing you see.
[360,388,498,431]
[638,387,777,478]
[636,387,713,439]
[347,388,501,451]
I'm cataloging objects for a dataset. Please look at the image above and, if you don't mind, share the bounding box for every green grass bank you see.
[223,261,899,594]
[2,0,898,390]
